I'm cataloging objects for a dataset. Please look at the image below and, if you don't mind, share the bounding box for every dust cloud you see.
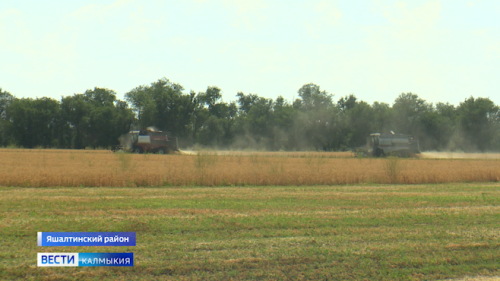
[419,152,500,159]
[117,133,133,149]
[179,150,198,155]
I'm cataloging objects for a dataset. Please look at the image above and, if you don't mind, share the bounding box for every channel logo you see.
[37,253,133,267]
[37,253,78,267]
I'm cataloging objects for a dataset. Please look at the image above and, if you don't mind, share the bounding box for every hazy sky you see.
[1,0,499,106]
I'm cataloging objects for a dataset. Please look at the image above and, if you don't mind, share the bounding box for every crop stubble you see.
[1,184,500,280]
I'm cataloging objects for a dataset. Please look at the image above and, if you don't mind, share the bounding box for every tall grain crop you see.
[0,149,499,187]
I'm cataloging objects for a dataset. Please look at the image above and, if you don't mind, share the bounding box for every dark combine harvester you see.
[359,131,420,157]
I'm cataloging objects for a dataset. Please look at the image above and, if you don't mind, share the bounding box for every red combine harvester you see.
[112,129,178,154]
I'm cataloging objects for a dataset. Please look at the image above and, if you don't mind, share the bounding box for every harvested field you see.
[1,184,499,280]
[1,149,500,187]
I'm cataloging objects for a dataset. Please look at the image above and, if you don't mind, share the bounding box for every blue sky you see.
[1,0,499,106]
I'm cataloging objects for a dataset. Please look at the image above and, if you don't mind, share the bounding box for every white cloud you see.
[68,0,134,21]
[305,0,342,39]
[0,9,30,53]
[0,8,79,97]
[223,0,271,31]
[373,0,441,38]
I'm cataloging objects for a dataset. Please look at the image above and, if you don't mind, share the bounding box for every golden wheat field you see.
[1,148,500,187]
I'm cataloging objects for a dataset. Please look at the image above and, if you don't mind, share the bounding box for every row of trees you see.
[1,78,499,151]
[0,87,133,149]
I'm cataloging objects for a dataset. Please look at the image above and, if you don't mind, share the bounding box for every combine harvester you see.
[112,128,179,154]
[358,131,420,157]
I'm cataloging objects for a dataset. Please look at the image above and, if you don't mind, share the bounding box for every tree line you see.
[1,77,499,151]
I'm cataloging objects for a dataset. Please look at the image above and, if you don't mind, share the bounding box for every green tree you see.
[61,94,91,148]
[0,88,14,146]
[392,92,431,136]
[84,88,134,148]
[294,83,335,150]
[6,97,61,148]
[234,92,274,149]
[125,78,196,140]
[456,97,500,151]
[62,88,134,148]
[342,98,375,148]
[194,87,237,146]
[236,92,263,115]
[296,83,333,111]
[371,101,392,132]
[271,96,297,150]
[417,103,456,150]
